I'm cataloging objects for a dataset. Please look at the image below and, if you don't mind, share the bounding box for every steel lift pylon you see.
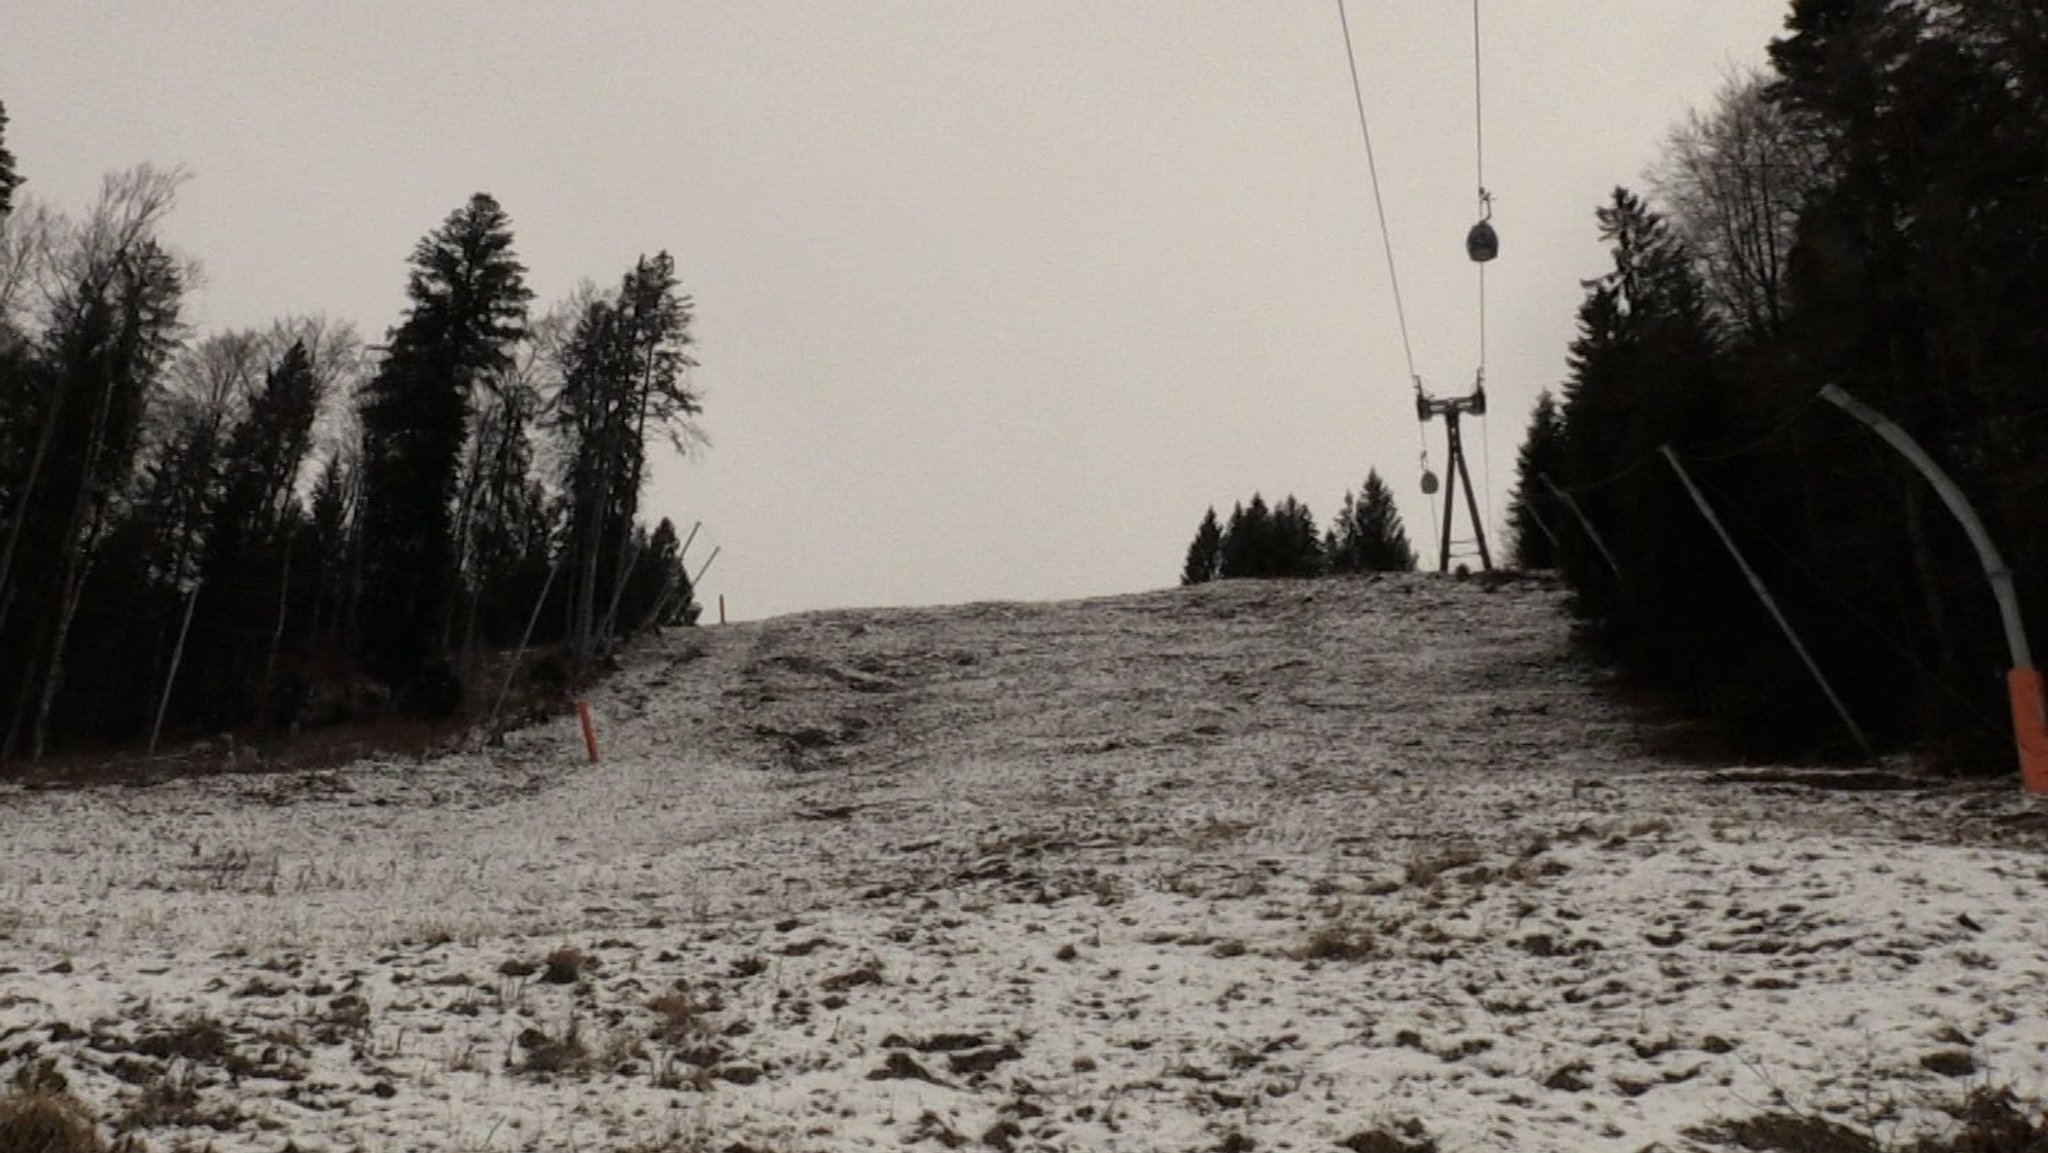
[1417,382,1492,573]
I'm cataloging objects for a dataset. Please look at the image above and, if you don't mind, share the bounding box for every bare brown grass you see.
[0,1085,130,1153]
[1685,1087,2048,1152]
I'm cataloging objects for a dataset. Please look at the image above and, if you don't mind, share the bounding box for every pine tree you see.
[545,253,698,664]
[618,517,694,629]
[193,340,322,724]
[1210,493,1323,579]
[1180,507,1222,586]
[1551,184,1809,748]
[1557,189,1725,614]
[1269,496,1324,577]
[1760,0,2048,752]
[6,217,184,761]
[0,98,19,224]
[303,449,355,643]
[456,376,547,655]
[1328,470,1416,573]
[9,186,186,760]
[596,253,698,644]
[357,193,530,698]
[1219,495,1270,579]
[1505,391,1565,569]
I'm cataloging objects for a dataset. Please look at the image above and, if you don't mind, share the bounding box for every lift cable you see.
[1335,0,1438,545]
[1471,0,1495,532]
[1472,0,1490,379]
[1336,0,1420,391]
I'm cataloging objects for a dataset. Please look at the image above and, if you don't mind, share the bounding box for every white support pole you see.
[147,579,203,762]
[489,555,565,734]
[1660,446,1873,758]
[1818,385,2031,669]
[1818,384,2046,791]
[1522,497,1562,555]
[691,545,720,588]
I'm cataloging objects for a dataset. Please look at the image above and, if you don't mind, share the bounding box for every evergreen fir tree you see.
[5,218,184,761]
[193,340,322,724]
[1328,470,1416,573]
[1180,507,1222,586]
[621,517,695,628]
[1270,496,1324,577]
[544,252,698,663]
[1218,495,1270,579]
[303,449,354,642]
[1757,0,2048,753]
[1556,189,1726,627]
[1506,391,1565,569]
[0,97,19,222]
[458,379,546,650]
[357,193,530,698]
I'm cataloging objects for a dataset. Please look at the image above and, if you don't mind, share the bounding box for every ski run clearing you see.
[4,573,2048,1153]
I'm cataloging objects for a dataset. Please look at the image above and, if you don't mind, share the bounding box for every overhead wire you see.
[1470,0,1494,534]
[1680,392,1825,464]
[1335,0,1419,391]
[1555,450,1665,498]
[1695,469,2007,741]
[1471,0,1488,381]
[1335,0,1437,546]
[1551,392,1826,498]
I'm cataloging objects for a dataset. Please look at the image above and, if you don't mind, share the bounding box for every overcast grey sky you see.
[3,2,1792,620]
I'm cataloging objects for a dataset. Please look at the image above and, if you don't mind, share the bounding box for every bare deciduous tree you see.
[1648,70,1824,344]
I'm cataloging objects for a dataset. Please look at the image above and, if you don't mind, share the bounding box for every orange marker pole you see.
[576,699,599,763]
[2010,669,2048,795]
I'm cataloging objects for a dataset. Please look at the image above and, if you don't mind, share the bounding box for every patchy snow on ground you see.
[3,573,2047,1152]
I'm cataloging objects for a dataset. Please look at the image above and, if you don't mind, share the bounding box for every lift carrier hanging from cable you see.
[1336,0,1497,572]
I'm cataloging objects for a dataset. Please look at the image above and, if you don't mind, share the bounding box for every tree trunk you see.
[31,511,105,761]
[260,530,294,725]
[343,485,364,658]
[149,578,203,759]
[0,372,68,642]
[1901,484,1960,739]
[443,411,491,655]
[0,593,54,764]
[25,328,127,761]
[598,355,658,647]
[570,398,618,667]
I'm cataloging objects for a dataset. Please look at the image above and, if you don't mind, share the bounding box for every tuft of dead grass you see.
[1686,1087,2048,1153]
[1685,1112,1879,1152]
[541,944,591,985]
[1337,1118,1439,1152]
[311,992,372,1044]
[1918,1086,2048,1152]
[0,1078,139,1153]
[648,986,722,1046]
[1292,921,1376,963]
[514,1016,591,1077]
[132,1014,233,1066]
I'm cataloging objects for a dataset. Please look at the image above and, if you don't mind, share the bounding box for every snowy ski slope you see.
[2,573,2045,1151]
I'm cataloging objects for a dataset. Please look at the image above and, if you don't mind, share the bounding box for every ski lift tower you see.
[1416,380,1492,573]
